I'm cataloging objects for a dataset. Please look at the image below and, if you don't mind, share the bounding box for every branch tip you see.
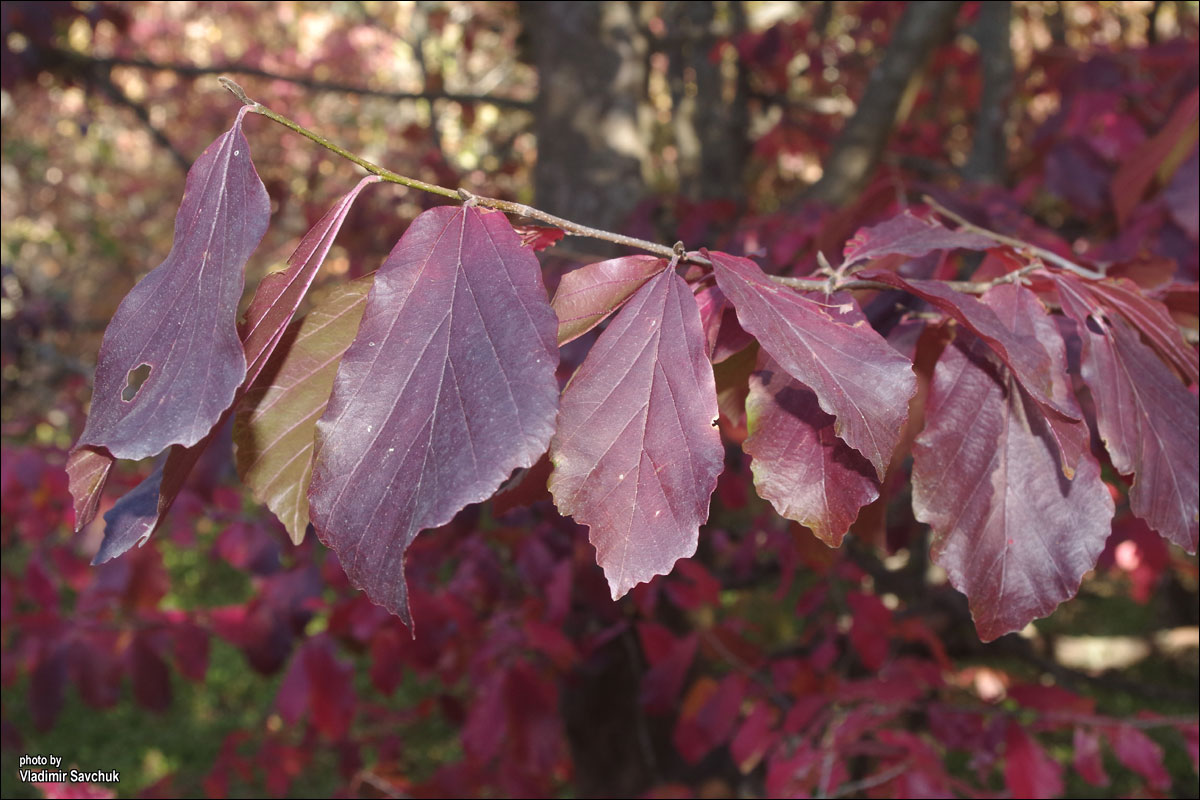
[218,77,255,107]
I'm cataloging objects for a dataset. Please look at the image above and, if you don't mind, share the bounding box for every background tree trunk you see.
[806,1,964,207]
[964,1,1014,184]
[520,1,649,235]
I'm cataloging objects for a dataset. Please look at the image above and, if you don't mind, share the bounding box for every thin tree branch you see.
[56,48,533,110]
[91,69,190,173]
[922,195,1107,279]
[963,1,1014,184]
[218,78,1200,351]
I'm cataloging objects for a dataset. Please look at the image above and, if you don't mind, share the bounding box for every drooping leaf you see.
[744,352,879,547]
[74,108,270,461]
[856,269,1079,419]
[549,267,723,599]
[92,180,379,561]
[1083,276,1198,383]
[551,255,667,345]
[1055,274,1199,552]
[981,283,1090,479]
[308,205,560,623]
[710,251,915,478]
[912,331,1114,641]
[840,210,995,268]
[66,447,112,531]
[235,276,372,543]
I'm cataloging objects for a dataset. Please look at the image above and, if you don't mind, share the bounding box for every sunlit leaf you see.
[711,251,915,478]
[551,255,667,345]
[308,206,560,624]
[75,109,270,461]
[549,267,723,599]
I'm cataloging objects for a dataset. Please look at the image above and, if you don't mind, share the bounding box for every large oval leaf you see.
[913,332,1113,641]
[1055,274,1199,552]
[745,355,880,547]
[308,205,560,623]
[549,267,723,599]
[75,109,270,461]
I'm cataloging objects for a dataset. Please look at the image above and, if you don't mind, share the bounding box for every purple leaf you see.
[857,270,1079,420]
[91,180,378,561]
[913,332,1114,641]
[1083,277,1198,384]
[551,255,667,345]
[981,284,1090,479]
[841,211,995,268]
[308,206,560,623]
[549,267,723,599]
[710,251,915,479]
[744,351,880,546]
[695,285,754,363]
[1055,274,1199,552]
[75,109,270,461]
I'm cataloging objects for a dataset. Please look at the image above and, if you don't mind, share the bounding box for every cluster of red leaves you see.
[3,3,1198,799]
[5,441,1197,797]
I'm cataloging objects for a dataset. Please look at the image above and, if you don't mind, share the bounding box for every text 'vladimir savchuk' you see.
[18,754,119,783]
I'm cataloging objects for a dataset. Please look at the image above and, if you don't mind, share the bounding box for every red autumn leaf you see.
[551,254,667,345]
[1081,276,1198,384]
[744,351,879,545]
[983,283,1090,478]
[637,623,699,715]
[673,674,748,765]
[711,251,915,478]
[694,284,754,363]
[1005,722,1064,799]
[1073,727,1109,786]
[74,109,270,462]
[549,267,723,599]
[856,269,1079,420]
[512,224,565,251]
[912,328,1113,641]
[1109,724,1170,791]
[1055,273,1199,552]
[239,176,381,383]
[730,701,777,774]
[308,205,560,623]
[840,210,995,268]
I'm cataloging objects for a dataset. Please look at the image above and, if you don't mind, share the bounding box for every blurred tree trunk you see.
[806,1,963,207]
[664,1,749,202]
[520,1,649,235]
[964,1,1014,184]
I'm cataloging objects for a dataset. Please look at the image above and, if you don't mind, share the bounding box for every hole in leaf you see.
[122,363,152,402]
